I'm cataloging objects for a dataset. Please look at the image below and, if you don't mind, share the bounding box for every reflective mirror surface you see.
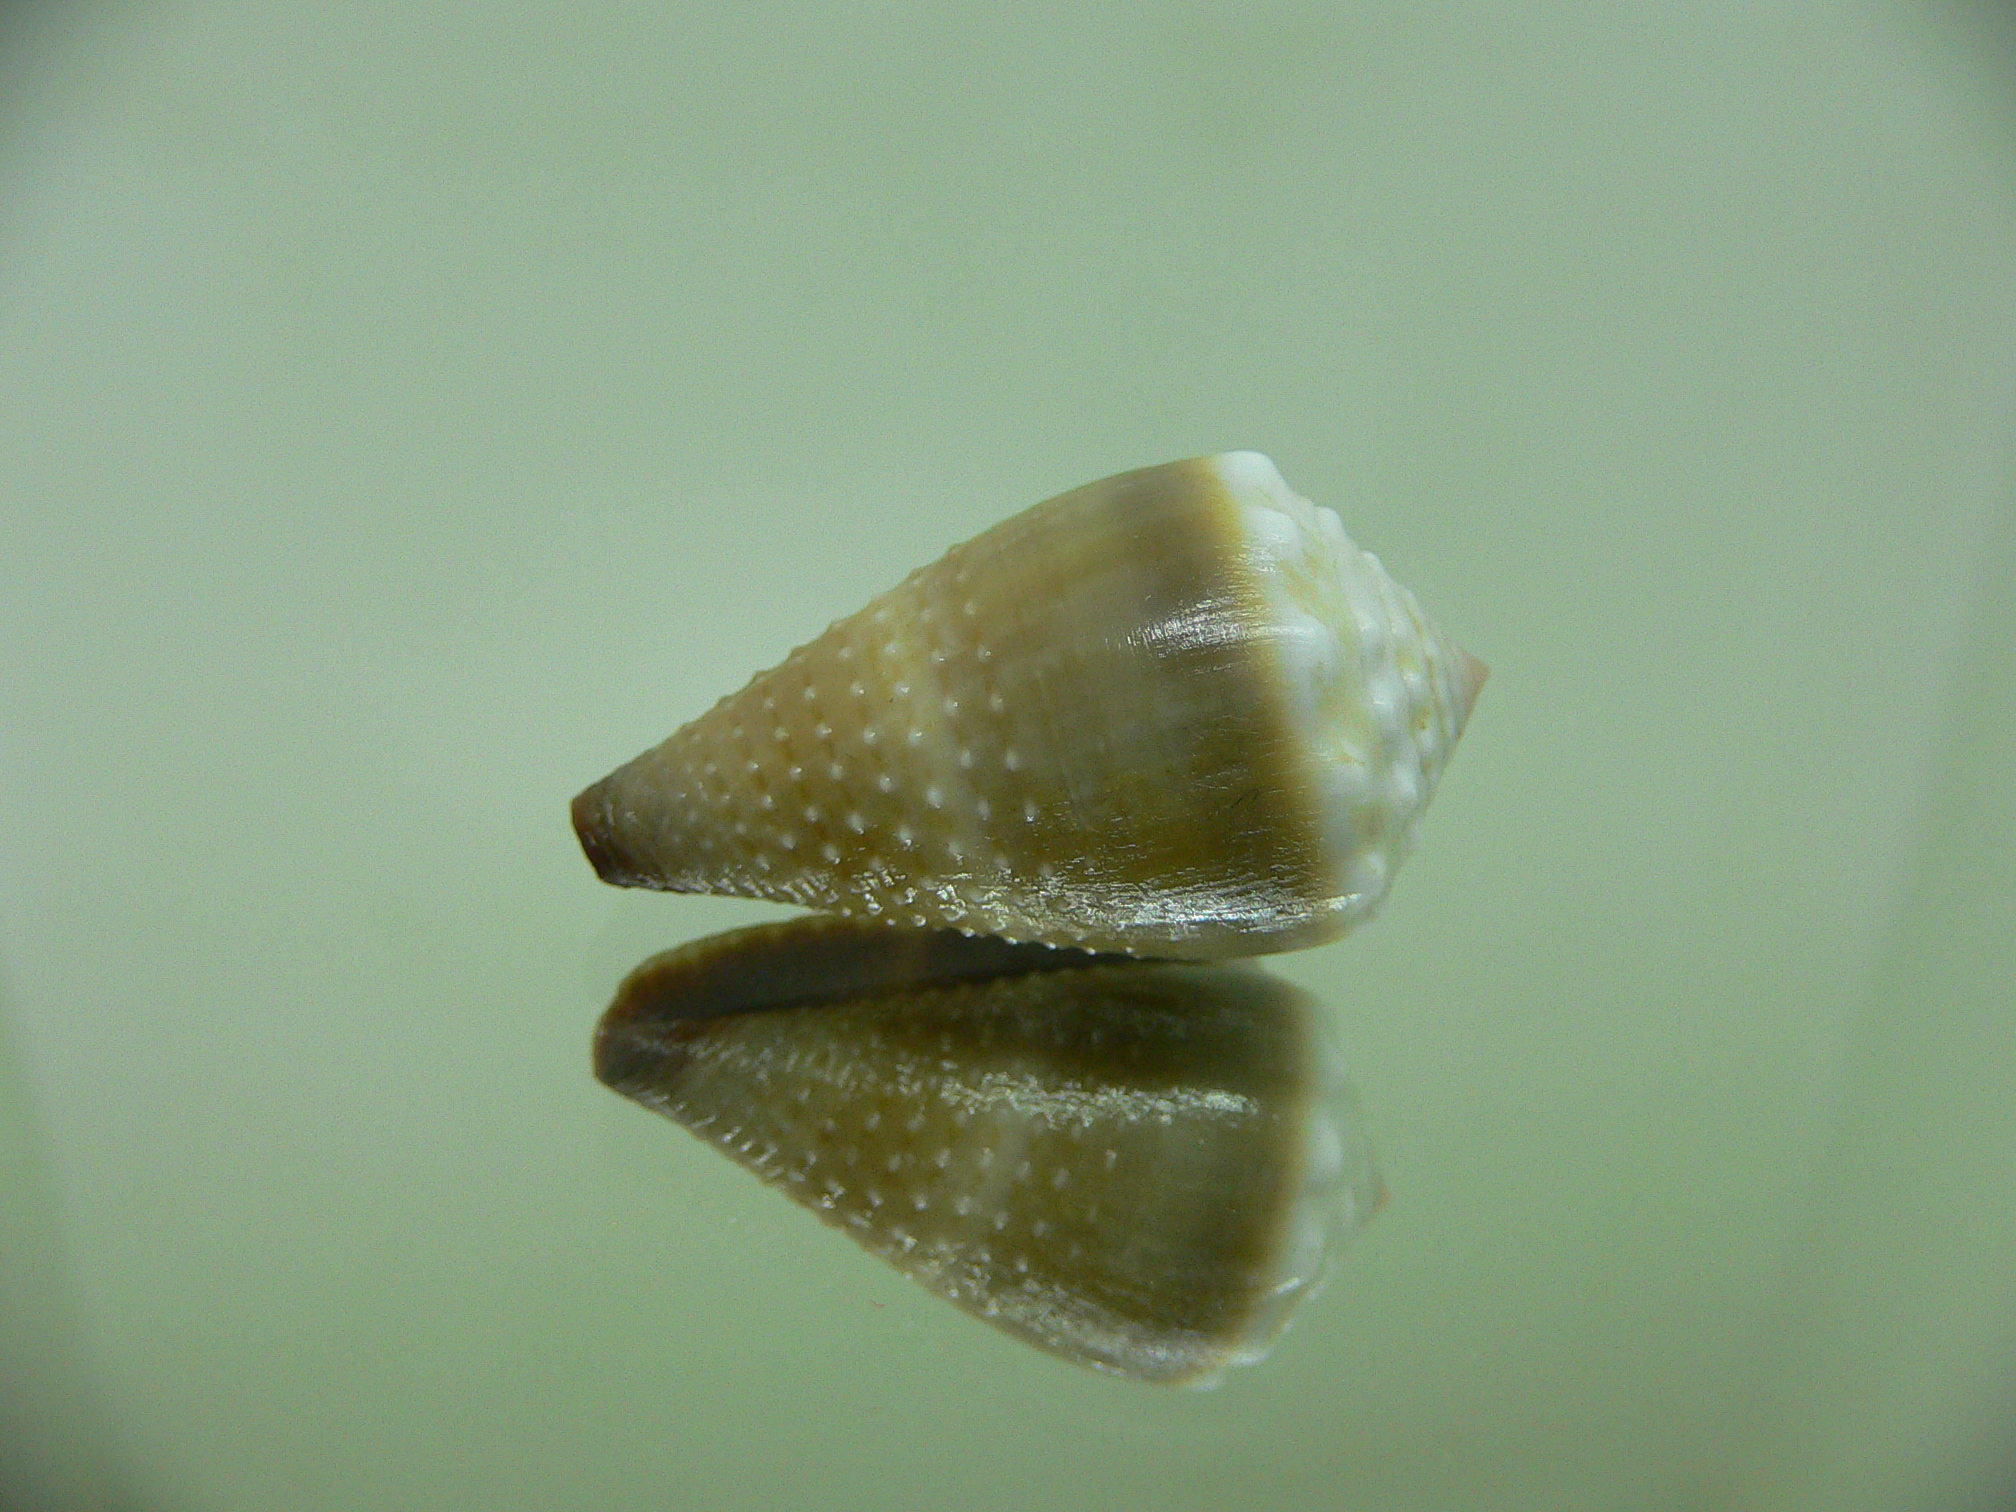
[595,919,1382,1385]
[2,4,2012,1509]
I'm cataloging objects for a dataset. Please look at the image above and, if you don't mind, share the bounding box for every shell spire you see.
[573,453,1483,959]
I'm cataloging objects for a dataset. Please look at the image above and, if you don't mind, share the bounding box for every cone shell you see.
[595,918,1383,1384]
[574,453,1484,958]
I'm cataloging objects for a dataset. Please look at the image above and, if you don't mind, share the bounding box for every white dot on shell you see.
[958,749,974,769]
[821,842,841,863]
[907,728,924,747]
[1023,799,1038,822]
[988,692,1005,713]
[848,812,866,833]
[862,727,878,745]
[829,761,846,780]
[802,685,817,701]
[896,825,914,846]
[1004,749,1021,771]
[850,681,866,698]
[975,798,991,820]
[877,774,896,793]
[925,787,944,809]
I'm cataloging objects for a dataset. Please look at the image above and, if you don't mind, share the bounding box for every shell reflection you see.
[596,918,1384,1385]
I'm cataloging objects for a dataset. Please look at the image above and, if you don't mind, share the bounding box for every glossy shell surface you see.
[573,453,1483,957]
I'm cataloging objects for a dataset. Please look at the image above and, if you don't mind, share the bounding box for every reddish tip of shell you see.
[572,780,642,887]
[1452,649,1490,732]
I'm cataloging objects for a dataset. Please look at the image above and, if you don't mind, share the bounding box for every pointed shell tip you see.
[1453,649,1489,729]
[572,780,641,887]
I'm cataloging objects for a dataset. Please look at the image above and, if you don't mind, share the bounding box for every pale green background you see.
[2,4,2014,1510]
